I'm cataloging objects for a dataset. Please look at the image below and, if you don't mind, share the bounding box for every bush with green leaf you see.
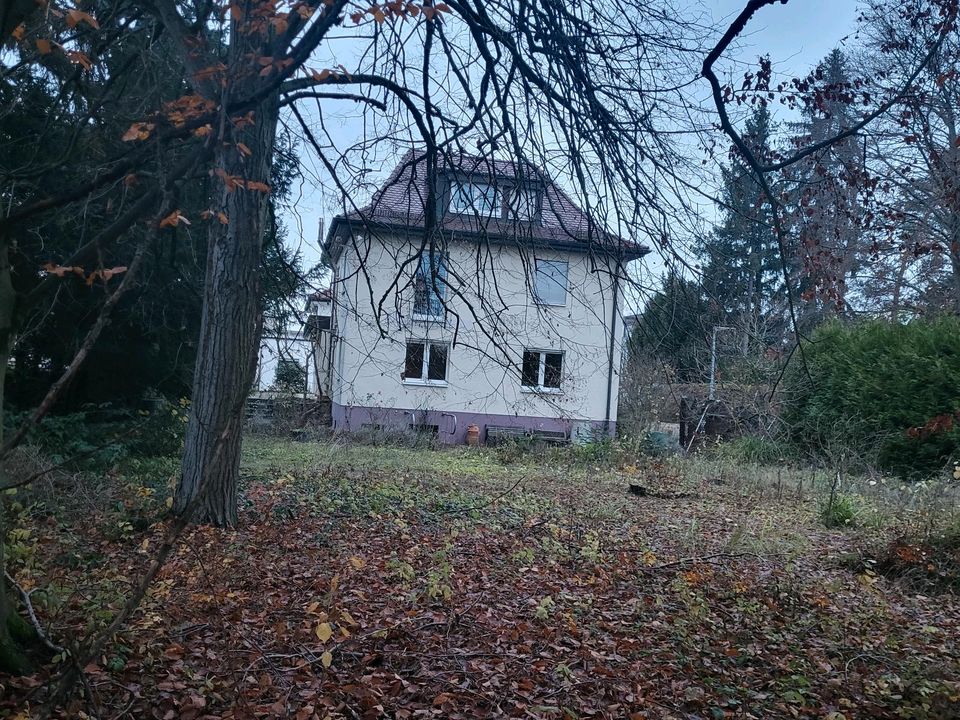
[783,318,960,479]
[713,435,795,466]
[3,398,186,471]
[820,494,858,529]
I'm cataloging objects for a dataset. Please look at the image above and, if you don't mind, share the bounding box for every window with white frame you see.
[450,181,500,216]
[533,259,568,305]
[403,341,448,383]
[508,186,539,221]
[413,251,447,319]
[521,349,563,389]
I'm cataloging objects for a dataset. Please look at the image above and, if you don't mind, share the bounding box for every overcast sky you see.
[280,0,863,285]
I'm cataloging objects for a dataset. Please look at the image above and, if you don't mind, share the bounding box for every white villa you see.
[309,152,648,443]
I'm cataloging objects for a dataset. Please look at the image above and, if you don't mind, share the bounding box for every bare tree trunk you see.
[176,84,278,526]
[891,251,907,320]
[0,233,33,674]
[949,213,960,315]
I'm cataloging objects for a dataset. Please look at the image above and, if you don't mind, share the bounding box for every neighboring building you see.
[321,152,648,443]
[254,290,335,398]
[253,325,318,396]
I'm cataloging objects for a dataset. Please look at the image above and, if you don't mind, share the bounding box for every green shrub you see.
[820,494,858,528]
[495,436,536,464]
[3,399,186,470]
[713,435,794,465]
[783,318,960,479]
[638,430,681,457]
[571,437,615,463]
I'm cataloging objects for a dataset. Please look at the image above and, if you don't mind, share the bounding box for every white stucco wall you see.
[329,232,627,425]
[255,332,318,395]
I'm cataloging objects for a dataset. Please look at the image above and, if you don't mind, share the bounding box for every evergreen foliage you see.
[272,359,308,395]
[698,104,782,351]
[2,67,307,411]
[784,318,960,478]
[785,48,867,323]
[628,272,711,380]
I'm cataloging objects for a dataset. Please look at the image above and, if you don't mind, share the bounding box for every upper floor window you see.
[450,181,499,216]
[413,251,446,320]
[533,259,568,305]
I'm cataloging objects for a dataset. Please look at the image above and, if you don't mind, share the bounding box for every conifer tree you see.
[698,103,781,353]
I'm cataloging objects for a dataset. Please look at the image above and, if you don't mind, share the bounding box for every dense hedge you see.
[783,318,960,478]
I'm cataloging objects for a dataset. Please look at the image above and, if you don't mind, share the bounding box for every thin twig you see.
[4,569,65,654]
[643,551,782,571]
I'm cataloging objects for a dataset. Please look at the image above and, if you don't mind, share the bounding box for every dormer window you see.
[450,181,499,216]
[508,186,539,221]
[447,174,542,223]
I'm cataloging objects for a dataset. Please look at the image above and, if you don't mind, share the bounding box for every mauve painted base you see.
[331,402,614,444]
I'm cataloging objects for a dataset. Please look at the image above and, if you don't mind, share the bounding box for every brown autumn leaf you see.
[159,210,190,228]
[66,9,100,29]
[85,266,128,285]
[66,50,92,70]
[43,262,84,278]
[36,38,52,54]
[245,180,271,193]
[214,168,243,192]
[11,23,26,41]
[122,122,155,142]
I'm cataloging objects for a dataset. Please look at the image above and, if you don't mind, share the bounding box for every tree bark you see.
[176,38,279,526]
[0,232,33,674]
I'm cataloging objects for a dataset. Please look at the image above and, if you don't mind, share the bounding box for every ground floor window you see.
[403,341,449,383]
[521,349,563,389]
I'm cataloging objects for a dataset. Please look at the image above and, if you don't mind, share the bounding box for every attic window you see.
[450,181,499,216]
[508,187,539,221]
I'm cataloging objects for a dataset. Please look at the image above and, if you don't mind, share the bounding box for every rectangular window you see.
[427,343,448,381]
[508,187,539,221]
[413,252,446,319]
[450,181,500,216]
[533,259,568,305]
[403,341,448,383]
[521,351,540,387]
[521,350,563,390]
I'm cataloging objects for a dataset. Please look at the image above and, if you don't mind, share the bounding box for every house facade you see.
[321,153,648,443]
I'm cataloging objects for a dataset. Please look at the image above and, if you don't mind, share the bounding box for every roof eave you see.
[326,214,650,262]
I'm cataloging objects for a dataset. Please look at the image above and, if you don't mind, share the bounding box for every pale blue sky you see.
[281,0,864,281]
[710,0,860,77]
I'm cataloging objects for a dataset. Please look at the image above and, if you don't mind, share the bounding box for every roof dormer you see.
[446,174,543,224]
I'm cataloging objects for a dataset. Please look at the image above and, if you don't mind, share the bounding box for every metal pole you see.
[709,326,733,401]
[709,328,718,401]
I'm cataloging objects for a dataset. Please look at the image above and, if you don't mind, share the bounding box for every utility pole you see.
[709,325,734,401]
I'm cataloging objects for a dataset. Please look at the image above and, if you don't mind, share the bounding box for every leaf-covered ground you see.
[3,439,959,719]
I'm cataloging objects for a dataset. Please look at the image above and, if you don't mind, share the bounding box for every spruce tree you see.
[698,103,781,353]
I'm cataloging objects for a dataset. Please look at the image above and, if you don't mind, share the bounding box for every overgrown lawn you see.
[2,437,959,719]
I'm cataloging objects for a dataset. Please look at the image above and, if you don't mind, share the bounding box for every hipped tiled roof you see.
[327,151,648,259]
